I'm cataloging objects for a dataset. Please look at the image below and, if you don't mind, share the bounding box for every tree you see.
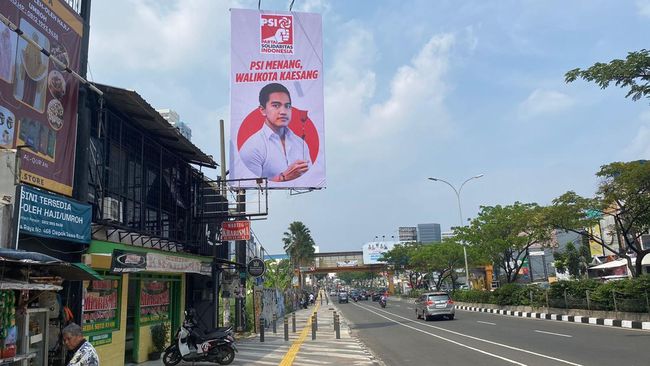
[547,161,650,276]
[456,202,551,283]
[410,240,465,290]
[553,242,589,279]
[565,49,650,103]
[263,259,293,290]
[380,242,425,289]
[282,221,316,268]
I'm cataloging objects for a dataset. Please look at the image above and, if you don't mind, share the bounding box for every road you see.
[336,297,649,366]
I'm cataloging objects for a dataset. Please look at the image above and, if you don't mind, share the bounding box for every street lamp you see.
[427,174,484,288]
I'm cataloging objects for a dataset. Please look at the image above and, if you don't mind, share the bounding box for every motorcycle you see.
[379,296,387,308]
[163,309,238,365]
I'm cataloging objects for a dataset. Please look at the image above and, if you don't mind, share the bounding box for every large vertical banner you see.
[230,9,325,189]
[0,1,82,196]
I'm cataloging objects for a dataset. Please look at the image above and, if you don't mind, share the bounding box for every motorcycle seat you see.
[195,329,230,342]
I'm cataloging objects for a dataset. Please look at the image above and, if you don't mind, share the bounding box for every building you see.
[441,231,455,240]
[157,108,192,141]
[417,223,441,243]
[398,227,417,242]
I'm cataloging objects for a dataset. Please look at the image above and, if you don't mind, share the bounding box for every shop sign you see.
[82,279,120,333]
[89,332,112,347]
[139,280,170,325]
[110,250,211,275]
[0,0,84,196]
[18,185,91,244]
[247,257,265,277]
[336,260,358,267]
[221,220,251,241]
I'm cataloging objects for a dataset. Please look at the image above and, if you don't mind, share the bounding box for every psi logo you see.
[260,14,294,54]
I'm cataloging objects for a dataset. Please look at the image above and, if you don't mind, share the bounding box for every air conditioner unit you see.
[102,197,122,222]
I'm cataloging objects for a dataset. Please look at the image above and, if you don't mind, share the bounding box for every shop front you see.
[84,240,211,364]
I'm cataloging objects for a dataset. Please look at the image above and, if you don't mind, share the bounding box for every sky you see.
[87,0,650,255]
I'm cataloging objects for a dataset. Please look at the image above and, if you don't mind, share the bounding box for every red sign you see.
[260,14,294,54]
[221,220,251,241]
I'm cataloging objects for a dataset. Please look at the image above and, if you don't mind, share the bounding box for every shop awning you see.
[0,248,102,281]
[589,259,628,270]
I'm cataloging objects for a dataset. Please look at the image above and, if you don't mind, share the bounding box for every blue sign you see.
[18,185,91,243]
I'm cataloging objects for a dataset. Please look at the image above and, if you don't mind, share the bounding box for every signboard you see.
[89,332,112,347]
[18,184,91,243]
[139,280,170,324]
[229,9,325,189]
[221,220,251,241]
[110,250,211,276]
[247,257,265,277]
[336,260,358,267]
[0,0,83,196]
[362,241,397,265]
[82,279,120,334]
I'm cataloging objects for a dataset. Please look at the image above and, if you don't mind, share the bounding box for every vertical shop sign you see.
[139,280,170,325]
[0,0,83,196]
[82,279,120,333]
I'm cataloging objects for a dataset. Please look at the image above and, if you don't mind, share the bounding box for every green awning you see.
[71,263,103,280]
[45,263,104,281]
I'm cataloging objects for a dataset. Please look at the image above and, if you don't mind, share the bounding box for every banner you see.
[362,241,397,265]
[230,9,325,189]
[139,280,170,324]
[18,184,91,243]
[221,220,251,241]
[111,249,211,276]
[82,279,120,333]
[0,0,83,196]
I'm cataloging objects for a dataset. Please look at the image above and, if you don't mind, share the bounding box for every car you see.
[329,290,337,296]
[338,291,349,303]
[414,292,455,321]
[359,290,368,300]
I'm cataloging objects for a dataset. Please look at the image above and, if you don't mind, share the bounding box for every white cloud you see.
[622,111,650,159]
[637,0,650,17]
[326,30,454,146]
[518,89,574,120]
[89,0,240,73]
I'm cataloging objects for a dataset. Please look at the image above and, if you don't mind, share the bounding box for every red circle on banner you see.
[237,107,319,164]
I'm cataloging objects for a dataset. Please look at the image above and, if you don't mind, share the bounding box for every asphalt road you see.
[336,297,649,366]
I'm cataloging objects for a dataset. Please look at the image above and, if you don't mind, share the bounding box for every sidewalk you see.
[136,298,381,366]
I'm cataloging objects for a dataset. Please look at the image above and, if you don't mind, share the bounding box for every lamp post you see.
[427,174,484,288]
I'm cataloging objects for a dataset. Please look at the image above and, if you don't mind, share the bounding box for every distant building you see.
[417,223,441,243]
[157,108,192,141]
[398,227,417,242]
[441,231,455,240]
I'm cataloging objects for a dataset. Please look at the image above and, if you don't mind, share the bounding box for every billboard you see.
[362,241,397,265]
[0,0,83,196]
[230,9,325,189]
[221,220,251,241]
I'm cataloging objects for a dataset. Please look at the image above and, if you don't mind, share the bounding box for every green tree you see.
[380,242,425,289]
[263,259,293,290]
[553,242,589,279]
[565,49,650,103]
[457,202,551,283]
[546,161,650,276]
[282,221,316,268]
[410,240,465,290]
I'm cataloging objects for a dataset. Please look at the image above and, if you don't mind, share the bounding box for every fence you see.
[532,289,650,313]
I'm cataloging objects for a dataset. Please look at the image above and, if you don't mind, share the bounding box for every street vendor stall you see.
[0,248,100,365]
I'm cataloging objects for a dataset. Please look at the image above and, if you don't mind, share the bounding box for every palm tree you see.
[282,221,316,268]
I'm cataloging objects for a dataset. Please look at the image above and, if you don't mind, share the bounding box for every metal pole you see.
[284,317,289,341]
[586,290,591,311]
[313,312,317,331]
[334,314,340,339]
[272,313,277,333]
[612,290,618,312]
[311,315,316,340]
[259,318,265,342]
[645,291,649,314]
[292,311,296,332]
[564,289,568,310]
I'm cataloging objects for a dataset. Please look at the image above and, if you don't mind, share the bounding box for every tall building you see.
[157,108,192,141]
[398,227,417,241]
[417,223,441,243]
[441,231,455,240]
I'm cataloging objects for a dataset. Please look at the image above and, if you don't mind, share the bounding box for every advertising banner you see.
[362,241,397,265]
[82,279,120,333]
[230,9,325,189]
[0,1,83,196]
[139,280,170,324]
[221,220,251,241]
[18,184,91,243]
[110,249,211,276]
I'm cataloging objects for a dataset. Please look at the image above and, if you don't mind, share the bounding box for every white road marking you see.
[356,303,583,366]
[477,321,496,326]
[534,330,573,338]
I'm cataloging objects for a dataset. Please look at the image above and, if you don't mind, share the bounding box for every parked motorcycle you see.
[163,309,238,365]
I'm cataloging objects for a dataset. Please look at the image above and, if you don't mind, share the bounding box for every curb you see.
[456,305,650,330]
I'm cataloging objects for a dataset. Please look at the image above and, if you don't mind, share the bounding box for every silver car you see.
[415,292,455,320]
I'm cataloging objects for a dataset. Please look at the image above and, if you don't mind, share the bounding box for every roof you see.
[96,83,217,168]
[589,259,628,270]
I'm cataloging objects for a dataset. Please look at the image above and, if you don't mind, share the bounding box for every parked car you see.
[414,292,455,321]
[338,291,349,303]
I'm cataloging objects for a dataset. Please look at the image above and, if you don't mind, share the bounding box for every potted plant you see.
[149,322,170,360]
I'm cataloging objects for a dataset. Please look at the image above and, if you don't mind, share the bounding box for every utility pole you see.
[235,189,246,331]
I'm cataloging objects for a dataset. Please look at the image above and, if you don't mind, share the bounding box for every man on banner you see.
[239,83,310,182]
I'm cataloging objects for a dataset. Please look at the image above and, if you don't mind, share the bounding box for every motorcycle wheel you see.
[216,345,236,365]
[162,345,182,366]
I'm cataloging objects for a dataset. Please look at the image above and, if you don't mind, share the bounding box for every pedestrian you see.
[62,323,99,366]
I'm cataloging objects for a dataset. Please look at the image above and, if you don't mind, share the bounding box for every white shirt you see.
[239,123,310,179]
